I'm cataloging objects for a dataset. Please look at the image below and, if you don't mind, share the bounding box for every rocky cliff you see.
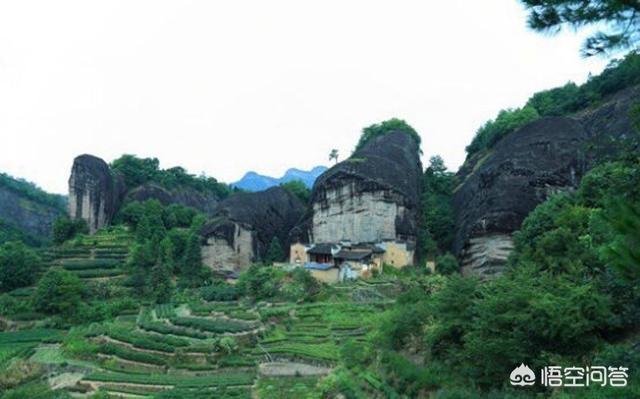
[453,85,640,277]
[200,187,305,271]
[0,175,65,244]
[292,131,422,248]
[68,154,222,232]
[68,155,121,234]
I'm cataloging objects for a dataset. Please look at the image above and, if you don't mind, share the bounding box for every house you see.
[290,240,412,283]
[304,262,340,283]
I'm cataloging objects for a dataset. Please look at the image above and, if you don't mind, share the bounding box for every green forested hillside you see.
[0,173,66,246]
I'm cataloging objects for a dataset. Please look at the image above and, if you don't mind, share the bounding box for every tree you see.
[52,217,88,245]
[435,253,459,275]
[520,0,640,56]
[0,241,41,292]
[180,233,203,287]
[417,156,457,262]
[329,149,339,164]
[355,118,421,153]
[33,270,83,316]
[150,262,173,304]
[466,106,539,155]
[265,237,285,265]
[280,180,311,203]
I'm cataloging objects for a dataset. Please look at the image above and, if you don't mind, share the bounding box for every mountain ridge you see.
[232,166,328,192]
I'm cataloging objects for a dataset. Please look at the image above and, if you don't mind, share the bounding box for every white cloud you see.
[0,0,608,194]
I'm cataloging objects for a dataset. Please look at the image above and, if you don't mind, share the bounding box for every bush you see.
[201,280,239,301]
[355,118,421,153]
[435,253,459,275]
[52,217,88,245]
[33,270,83,317]
[466,106,540,155]
[0,241,41,292]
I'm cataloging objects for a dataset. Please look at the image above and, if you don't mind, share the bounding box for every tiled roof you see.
[334,250,372,261]
[307,243,337,255]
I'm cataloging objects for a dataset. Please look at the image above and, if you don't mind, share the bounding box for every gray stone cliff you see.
[453,85,640,277]
[200,187,305,271]
[291,130,423,250]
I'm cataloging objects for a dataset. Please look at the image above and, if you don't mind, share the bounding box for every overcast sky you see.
[0,1,609,194]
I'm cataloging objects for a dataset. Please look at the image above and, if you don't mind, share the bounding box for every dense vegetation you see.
[354,118,422,153]
[110,154,233,199]
[0,173,66,211]
[417,156,457,262]
[466,51,640,156]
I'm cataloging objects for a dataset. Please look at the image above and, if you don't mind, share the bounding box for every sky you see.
[0,0,610,194]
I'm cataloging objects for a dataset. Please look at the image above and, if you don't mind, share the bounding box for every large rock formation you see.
[0,179,65,244]
[453,85,640,277]
[200,187,305,272]
[68,154,223,232]
[68,155,121,233]
[126,183,219,215]
[292,131,422,250]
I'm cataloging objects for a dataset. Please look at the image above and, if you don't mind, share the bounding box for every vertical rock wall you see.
[298,131,423,249]
[452,85,640,278]
[200,187,306,271]
[68,154,118,233]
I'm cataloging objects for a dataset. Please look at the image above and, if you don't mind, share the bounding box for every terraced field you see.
[41,228,132,280]
[0,295,393,397]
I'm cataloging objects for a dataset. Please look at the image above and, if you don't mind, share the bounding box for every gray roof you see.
[307,243,338,255]
[334,249,372,261]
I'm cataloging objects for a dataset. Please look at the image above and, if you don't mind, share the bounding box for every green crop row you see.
[85,370,256,387]
[170,317,254,334]
[62,259,120,269]
[98,343,170,366]
[73,269,124,278]
[0,329,64,344]
[258,342,338,361]
[138,312,208,339]
[155,303,176,319]
[106,327,189,352]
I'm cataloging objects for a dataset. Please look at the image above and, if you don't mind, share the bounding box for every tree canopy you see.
[110,154,232,199]
[355,118,421,153]
[520,0,640,56]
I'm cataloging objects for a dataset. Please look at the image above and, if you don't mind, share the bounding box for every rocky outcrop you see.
[0,182,65,244]
[453,85,640,278]
[68,155,120,233]
[293,131,422,249]
[68,155,223,233]
[126,183,219,215]
[200,187,306,271]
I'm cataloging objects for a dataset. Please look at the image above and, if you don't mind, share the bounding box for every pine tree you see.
[180,233,202,287]
[151,261,173,304]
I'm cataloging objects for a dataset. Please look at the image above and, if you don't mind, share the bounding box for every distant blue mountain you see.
[232,166,328,192]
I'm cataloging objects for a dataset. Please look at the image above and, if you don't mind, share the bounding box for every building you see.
[289,240,414,283]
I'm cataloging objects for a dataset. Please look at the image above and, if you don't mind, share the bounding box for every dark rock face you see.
[126,184,219,215]
[294,131,423,248]
[68,155,224,233]
[68,155,119,233]
[0,186,64,242]
[200,187,306,271]
[453,85,640,277]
